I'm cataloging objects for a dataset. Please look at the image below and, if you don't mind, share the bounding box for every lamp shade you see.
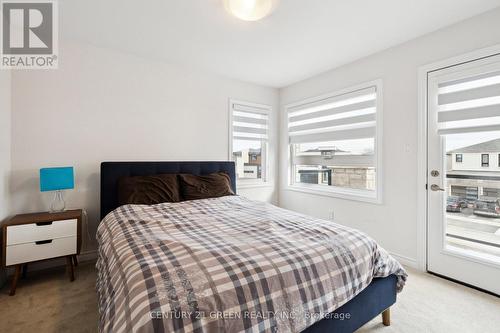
[40,167,74,192]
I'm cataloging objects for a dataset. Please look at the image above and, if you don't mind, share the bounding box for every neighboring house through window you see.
[456,154,463,163]
[448,139,500,199]
[285,80,383,203]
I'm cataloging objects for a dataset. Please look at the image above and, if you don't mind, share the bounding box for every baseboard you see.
[389,252,419,270]
[77,250,98,262]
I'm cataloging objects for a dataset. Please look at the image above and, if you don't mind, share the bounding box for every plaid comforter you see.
[96,196,407,333]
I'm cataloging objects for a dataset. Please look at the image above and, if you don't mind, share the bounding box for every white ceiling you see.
[61,0,500,88]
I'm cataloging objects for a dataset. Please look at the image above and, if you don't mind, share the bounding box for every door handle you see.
[430,184,445,192]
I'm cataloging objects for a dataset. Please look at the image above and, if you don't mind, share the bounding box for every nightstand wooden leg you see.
[21,264,28,279]
[72,254,78,267]
[10,265,22,296]
[66,256,75,282]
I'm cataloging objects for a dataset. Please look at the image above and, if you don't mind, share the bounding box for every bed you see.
[97,161,407,333]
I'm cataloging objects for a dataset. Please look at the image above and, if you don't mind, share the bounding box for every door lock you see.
[430,184,445,192]
[430,170,440,177]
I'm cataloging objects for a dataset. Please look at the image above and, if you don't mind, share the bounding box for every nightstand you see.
[2,209,82,295]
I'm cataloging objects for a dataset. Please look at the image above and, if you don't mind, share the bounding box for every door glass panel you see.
[444,131,500,264]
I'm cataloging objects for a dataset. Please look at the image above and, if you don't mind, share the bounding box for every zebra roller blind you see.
[231,102,269,141]
[288,86,378,144]
[434,59,500,135]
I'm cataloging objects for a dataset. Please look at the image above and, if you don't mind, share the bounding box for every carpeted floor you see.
[0,261,98,333]
[0,264,499,332]
[357,268,500,333]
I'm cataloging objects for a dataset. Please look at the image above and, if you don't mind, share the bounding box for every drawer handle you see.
[35,239,53,245]
[36,221,53,226]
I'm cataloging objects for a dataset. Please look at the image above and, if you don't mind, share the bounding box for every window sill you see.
[285,184,382,204]
[237,181,273,190]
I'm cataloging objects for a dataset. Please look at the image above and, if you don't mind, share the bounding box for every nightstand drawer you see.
[5,236,77,266]
[6,219,77,246]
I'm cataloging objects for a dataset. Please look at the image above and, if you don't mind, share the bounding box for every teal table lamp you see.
[40,167,74,212]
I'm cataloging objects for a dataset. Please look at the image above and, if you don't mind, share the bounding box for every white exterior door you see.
[427,53,500,295]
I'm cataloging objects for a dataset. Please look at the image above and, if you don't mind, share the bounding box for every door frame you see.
[417,43,500,272]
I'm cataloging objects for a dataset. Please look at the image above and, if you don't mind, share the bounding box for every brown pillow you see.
[117,174,181,205]
[179,172,235,200]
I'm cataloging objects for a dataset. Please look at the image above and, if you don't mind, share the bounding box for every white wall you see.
[279,8,500,267]
[11,41,279,253]
[0,70,11,222]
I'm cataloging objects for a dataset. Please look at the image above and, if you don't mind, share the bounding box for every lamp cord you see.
[81,209,93,251]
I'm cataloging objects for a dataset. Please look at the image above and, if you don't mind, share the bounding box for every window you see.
[229,100,270,184]
[481,154,489,167]
[456,154,463,162]
[286,80,382,203]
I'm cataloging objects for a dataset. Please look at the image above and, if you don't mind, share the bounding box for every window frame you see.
[481,153,489,167]
[456,154,463,163]
[228,99,271,189]
[284,80,383,204]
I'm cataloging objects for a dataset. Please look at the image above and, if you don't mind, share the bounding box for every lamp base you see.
[50,190,66,213]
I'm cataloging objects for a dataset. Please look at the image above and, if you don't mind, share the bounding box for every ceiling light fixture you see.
[223,0,278,21]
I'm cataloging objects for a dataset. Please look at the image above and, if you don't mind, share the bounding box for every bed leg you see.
[382,308,390,326]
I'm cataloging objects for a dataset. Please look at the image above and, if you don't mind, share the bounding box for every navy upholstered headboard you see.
[100,161,236,220]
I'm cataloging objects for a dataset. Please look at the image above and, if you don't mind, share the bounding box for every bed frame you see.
[100,161,396,333]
